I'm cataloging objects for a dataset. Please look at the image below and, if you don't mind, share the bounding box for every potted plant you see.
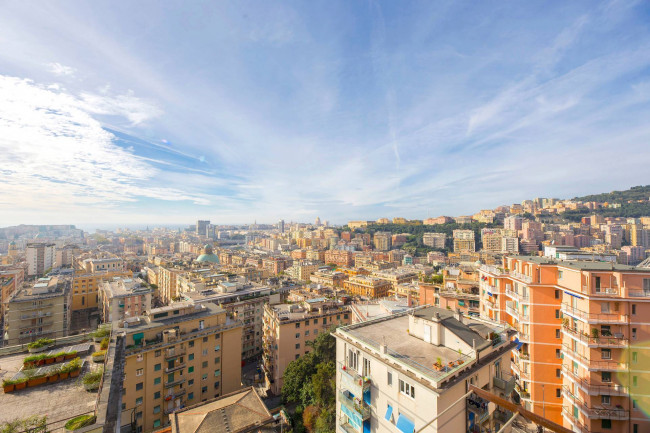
[14,378,28,390]
[25,369,47,387]
[591,328,599,339]
[82,369,103,391]
[100,337,109,350]
[66,358,83,377]
[27,338,55,353]
[64,414,96,431]
[23,353,47,369]
[47,367,60,383]
[92,350,106,363]
[54,351,66,363]
[3,379,16,393]
[65,351,78,360]
[92,327,110,343]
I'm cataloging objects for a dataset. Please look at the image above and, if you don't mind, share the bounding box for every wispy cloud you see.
[48,62,76,77]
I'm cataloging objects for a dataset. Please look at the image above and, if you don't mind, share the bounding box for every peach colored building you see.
[262,299,351,394]
[480,257,650,432]
[343,276,391,299]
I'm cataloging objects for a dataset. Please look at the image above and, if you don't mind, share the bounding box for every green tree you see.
[282,352,317,403]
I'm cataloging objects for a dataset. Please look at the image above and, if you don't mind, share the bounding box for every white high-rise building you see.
[26,242,55,276]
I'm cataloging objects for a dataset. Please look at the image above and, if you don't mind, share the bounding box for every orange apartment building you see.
[419,282,480,316]
[480,257,650,432]
[343,275,391,298]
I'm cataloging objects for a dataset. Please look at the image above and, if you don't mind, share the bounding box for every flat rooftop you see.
[0,344,99,431]
[182,285,273,303]
[512,255,639,271]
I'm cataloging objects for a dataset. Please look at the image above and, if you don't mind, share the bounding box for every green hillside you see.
[573,185,650,203]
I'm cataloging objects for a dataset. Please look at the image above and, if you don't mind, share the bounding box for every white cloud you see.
[48,62,76,77]
[79,90,162,125]
[0,75,207,223]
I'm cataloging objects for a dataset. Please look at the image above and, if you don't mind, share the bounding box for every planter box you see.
[92,355,105,363]
[59,372,70,380]
[70,369,81,378]
[47,374,59,383]
[93,336,104,343]
[15,382,27,390]
[27,377,47,387]
[45,357,55,365]
[3,384,15,393]
[28,343,54,353]
[64,354,76,360]
[55,356,65,363]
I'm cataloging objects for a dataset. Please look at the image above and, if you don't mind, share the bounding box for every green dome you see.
[196,253,219,263]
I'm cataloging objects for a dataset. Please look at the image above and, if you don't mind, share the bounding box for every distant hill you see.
[573,185,650,204]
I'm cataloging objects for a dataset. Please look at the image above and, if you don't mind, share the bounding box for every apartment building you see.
[262,299,351,394]
[71,269,132,311]
[373,232,392,251]
[453,230,476,253]
[159,266,185,304]
[479,256,650,431]
[118,302,243,432]
[3,276,71,345]
[81,257,125,273]
[325,249,355,267]
[333,306,515,433]
[284,262,320,282]
[310,269,349,288]
[371,269,418,289]
[420,283,480,317]
[99,276,153,323]
[0,268,23,325]
[26,242,55,276]
[343,276,391,299]
[422,232,447,249]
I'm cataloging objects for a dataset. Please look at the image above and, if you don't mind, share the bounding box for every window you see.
[633,352,638,363]
[555,309,560,319]
[153,405,160,414]
[188,392,194,400]
[556,349,561,358]
[215,334,220,340]
[154,391,161,399]
[154,363,161,371]
[555,289,561,299]
[295,354,300,360]
[633,328,637,339]
[136,354,144,362]
[295,323,300,329]
[295,333,300,338]
[153,420,161,428]
[558,271,563,279]
[189,341,195,348]
[399,379,415,398]
[202,349,208,356]
[633,376,638,387]
[363,358,371,376]
[155,350,161,357]
[188,366,194,373]
[602,419,612,429]
[214,345,220,352]
[632,304,636,315]
[154,377,161,385]
[304,320,309,325]
[136,382,143,391]
[602,349,612,360]
[602,372,611,383]
[202,374,208,381]
[214,381,220,388]
[305,330,310,336]
[556,369,561,378]
[136,369,144,376]
[202,361,208,368]
[556,388,561,398]
[556,329,561,339]
[295,343,300,349]
[202,386,208,393]
[387,371,392,386]
[347,349,359,371]
[602,395,611,405]
[135,397,143,405]
[189,379,194,386]
[214,357,220,364]
[189,353,194,361]
[203,337,208,343]
[214,369,221,377]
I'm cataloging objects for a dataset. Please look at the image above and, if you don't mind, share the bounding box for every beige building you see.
[343,276,391,298]
[334,306,515,433]
[284,262,320,282]
[371,269,418,289]
[422,232,446,249]
[159,266,186,303]
[71,269,132,311]
[26,242,55,276]
[262,299,351,394]
[310,269,349,288]
[119,302,243,432]
[3,276,71,345]
[82,257,125,273]
[99,276,153,323]
[453,229,476,253]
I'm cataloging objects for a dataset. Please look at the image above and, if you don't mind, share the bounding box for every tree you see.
[282,352,316,403]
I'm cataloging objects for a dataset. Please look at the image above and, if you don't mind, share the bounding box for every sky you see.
[1,1,650,228]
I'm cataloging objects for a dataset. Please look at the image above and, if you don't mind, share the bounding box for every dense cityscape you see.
[0,186,649,432]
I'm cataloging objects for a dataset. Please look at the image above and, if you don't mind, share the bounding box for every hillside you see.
[573,185,650,203]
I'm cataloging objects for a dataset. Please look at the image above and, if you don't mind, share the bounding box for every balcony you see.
[164,348,186,360]
[339,390,370,420]
[561,303,628,324]
[510,271,532,284]
[467,395,490,425]
[19,321,53,330]
[562,344,628,371]
[517,331,530,343]
[562,325,628,347]
[480,265,504,276]
[483,299,495,310]
[166,388,186,399]
[514,384,530,400]
[165,362,186,373]
[562,386,629,419]
[20,311,52,320]
[492,374,516,394]
[505,288,529,302]
[628,290,650,298]
[562,365,628,396]
[340,364,371,397]
[164,377,186,388]
[338,419,359,433]
[584,285,619,296]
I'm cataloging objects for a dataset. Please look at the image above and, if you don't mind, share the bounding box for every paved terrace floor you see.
[0,346,99,432]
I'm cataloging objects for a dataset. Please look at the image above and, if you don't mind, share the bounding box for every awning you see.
[563,291,583,299]
[385,405,393,421]
[396,414,415,433]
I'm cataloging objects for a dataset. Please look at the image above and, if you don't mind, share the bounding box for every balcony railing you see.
[164,378,186,388]
[628,290,650,298]
[338,419,359,433]
[562,365,628,396]
[562,325,628,347]
[505,288,529,302]
[510,271,532,284]
[467,395,490,424]
[20,311,52,320]
[164,348,186,360]
[583,285,619,296]
[340,364,371,397]
[562,386,629,419]
[561,344,628,371]
[561,303,628,324]
[165,362,186,373]
[484,299,495,310]
[339,390,370,420]
[480,265,504,276]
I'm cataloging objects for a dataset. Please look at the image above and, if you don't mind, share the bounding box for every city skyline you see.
[2,1,650,226]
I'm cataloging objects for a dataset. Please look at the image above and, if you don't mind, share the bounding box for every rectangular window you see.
[135,397,143,405]
[214,369,221,377]
[154,391,160,399]
[153,420,161,428]
[633,352,638,363]
[155,350,161,357]
[305,330,310,336]
[602,349,612,360]
[136,369,143,376]
[602,395,611,405]
[153,405,160,414]
[387,371,392,386]
[295,343,300,349]
[633,376,638,387]
[202,374,208,381]
[556,388,561,398]
[189,341,195,348]
[555,309,560,319]
[363,358,371,376]
[556,329,561,339]
[295,323,300,328]
[188,392,194,400]
[203,337,208,343]
[214,345,220,352]
[202,361,208,368]
[189,354,194,361]
[555,289,561,299]
[214,357,220,364]
[136,354,143,362]
[556,349,561,358]
[136,382,143,391]
[556,369,561,378]
[632,304,636,315]
[633,328,637,339]
[154,377,161,385]
[399,379,415,398]
[202,386,208,393]
[202,349,208,356]
[602,419,612,429]
[295,333,300,338]
[602,372,611,383]
[154,363,161,371]
[188,366,194,373]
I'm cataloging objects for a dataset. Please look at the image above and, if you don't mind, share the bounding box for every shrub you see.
[23,354,47,364]
[82,369,103,385]
[64,415,96,431]
[61,358,82,373]
[27,338,54,350]
[92,350,107,358]
[0,415,47,433]
[92,327,110,339]
[100,337,109,350]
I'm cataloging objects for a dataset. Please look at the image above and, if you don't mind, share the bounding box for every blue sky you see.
[1,1,650,227]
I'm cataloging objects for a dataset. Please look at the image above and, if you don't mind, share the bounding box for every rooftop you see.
[512,255,640,271]
[118,302,226,333]
[171,387,273,433]
[101,277,152,298]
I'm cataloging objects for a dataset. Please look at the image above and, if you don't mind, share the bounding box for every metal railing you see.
[561,365,628,396]
[164,348,186,359]
[628,290,650,298]
[561,343,628,371]
[562,385,629,419]
[338,390,370,420]
[561,303,628,324]
[511,272,532,284]
[562,325,628,347]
